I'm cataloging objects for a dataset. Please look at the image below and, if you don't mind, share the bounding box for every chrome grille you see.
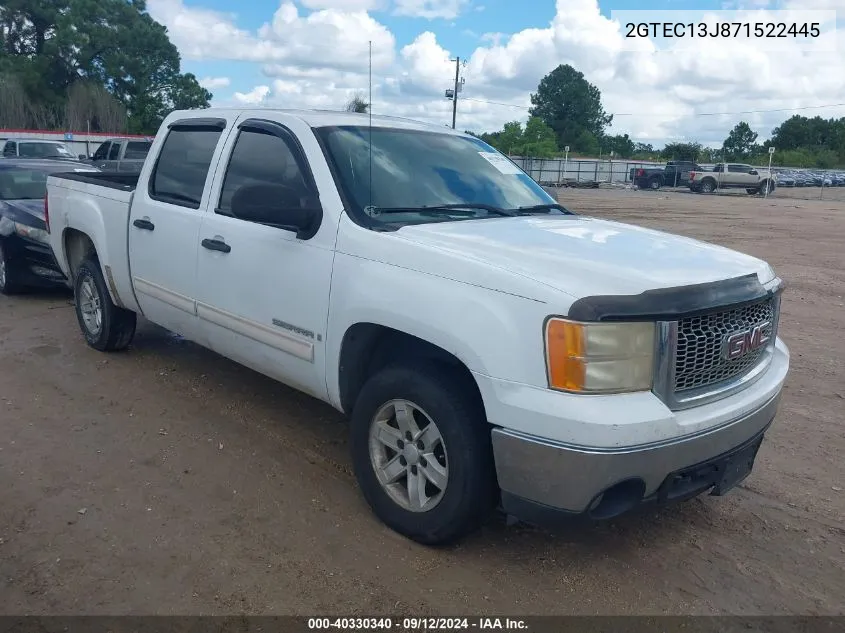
[674,298,776,392]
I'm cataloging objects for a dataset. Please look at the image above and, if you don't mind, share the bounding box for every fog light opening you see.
[587,479,646,520]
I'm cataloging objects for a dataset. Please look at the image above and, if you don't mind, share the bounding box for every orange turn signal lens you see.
[545,319,587,391]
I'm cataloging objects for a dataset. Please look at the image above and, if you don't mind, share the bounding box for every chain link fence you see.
[510,155,845,202]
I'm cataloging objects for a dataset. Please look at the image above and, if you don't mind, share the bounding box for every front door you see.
[194,116,335,400]
[128,118,229,341]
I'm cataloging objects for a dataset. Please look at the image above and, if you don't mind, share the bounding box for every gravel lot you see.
[1,188,843,616]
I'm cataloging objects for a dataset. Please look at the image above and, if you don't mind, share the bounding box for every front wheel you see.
[74,257,137,351]
[0,239,23,295]
[349,363,497,545]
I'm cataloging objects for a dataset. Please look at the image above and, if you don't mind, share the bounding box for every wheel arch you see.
[337,322,485,419]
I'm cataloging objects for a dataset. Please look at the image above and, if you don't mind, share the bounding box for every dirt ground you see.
[1,188,843,616]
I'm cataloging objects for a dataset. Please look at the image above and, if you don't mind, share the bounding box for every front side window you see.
[218,128,314,218]
[108,143,121,160]
[149,127,222,209]
[93,142,110,161]
[3,141,17,156]
[316,126,558,226]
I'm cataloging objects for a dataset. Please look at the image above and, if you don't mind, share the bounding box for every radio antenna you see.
[368,40,373,213]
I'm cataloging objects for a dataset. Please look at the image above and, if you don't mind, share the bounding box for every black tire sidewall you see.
[74,259,113,350]
[349,364,495,544]
[0,238,18,295]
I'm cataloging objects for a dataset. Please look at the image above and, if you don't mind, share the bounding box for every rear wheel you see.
[746,188,758,195]
[349,362,497,545]
[0,239,23,295]
[74,257,136,351]
[700,178,716,194]
[648,176,662,190]
[759,180,774,195]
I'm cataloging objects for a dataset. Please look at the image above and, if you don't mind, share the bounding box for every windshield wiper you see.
[513,203,575,215]
[365,203,516,217]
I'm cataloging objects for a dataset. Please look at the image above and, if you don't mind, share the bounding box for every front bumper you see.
[3,234,67,287]
[492,392,780,524]
[486,338,788,525]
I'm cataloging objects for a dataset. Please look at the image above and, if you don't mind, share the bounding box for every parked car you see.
[0,159,99,294]
[689,163,776,195]
[46,108,789,544]
[630,161,701,189]
[89,138,153,173]
[2,139,83,161]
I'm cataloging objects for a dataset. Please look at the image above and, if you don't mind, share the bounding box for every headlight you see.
[544,318,655,393]
[14,222,49,244]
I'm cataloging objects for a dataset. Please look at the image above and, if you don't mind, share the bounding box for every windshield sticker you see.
[478,152,522,175]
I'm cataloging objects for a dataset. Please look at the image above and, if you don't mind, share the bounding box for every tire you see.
[349,362,497,545]
[759,180,774,195]
[74,257,136,351]
[700,178,716,194]
[0,239,23,295]
[648,176,662,190]
[746,188,758,195]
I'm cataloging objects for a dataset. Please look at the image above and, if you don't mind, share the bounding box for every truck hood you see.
[395,215,775,300]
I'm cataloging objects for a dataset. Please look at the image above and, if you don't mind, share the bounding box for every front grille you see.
[674,298,776,392]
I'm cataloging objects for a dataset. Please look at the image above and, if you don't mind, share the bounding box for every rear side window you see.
[4,141,17,156]
[217,128,313,216]
[125,141,152,159]
[108,143,121,160]
[149,127,222,209]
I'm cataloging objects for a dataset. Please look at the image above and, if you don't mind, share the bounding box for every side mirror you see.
[749,169,758,175]
[230,183,320,239]
[78,154,87,160]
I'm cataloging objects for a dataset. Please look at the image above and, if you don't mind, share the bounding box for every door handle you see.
[201,238,231,253]
[133,218,155,231]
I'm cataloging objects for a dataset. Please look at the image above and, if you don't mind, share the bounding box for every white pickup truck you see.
[46,108,790,544]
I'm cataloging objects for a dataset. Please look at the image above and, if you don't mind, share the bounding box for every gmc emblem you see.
[723,322,771,360]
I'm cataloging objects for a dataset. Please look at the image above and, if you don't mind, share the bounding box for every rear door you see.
[727,164,754,186]
[127,117,232,342]
[194,115,335,400]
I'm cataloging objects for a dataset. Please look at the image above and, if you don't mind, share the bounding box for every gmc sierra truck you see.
[46,109,790,544]
[689,163,777,195]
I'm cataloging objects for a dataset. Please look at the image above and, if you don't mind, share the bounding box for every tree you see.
[661,141,703,161]
[518,117,558,157]
[529,64,612,150]
[722,121,758,160]
[345,93,369,113]
[0,0,212,133]
[573,130,600,156]
[603,133,635,158]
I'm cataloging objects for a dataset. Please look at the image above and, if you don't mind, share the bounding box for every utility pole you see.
[451,56,460,129]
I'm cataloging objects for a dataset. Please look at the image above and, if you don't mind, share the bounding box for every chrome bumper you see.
[491,391,781,517]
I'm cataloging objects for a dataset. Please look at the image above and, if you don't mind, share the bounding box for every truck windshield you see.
[317,126,559,225]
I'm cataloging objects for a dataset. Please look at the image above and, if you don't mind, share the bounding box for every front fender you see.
[324,251,552,410]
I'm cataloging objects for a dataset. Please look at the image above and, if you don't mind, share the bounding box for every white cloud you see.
[300,0,384,10]
[150,0,845,145]
[198,76,230,89]
[147,0,395,71]
[393,0,468,19]
[234,85,271,104]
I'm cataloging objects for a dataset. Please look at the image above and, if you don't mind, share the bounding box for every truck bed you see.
[49,171,139,192]
[46,170,139,313]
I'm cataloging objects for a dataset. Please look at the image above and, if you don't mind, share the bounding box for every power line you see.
[462,96,845,117]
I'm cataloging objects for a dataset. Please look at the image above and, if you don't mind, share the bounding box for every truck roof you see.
[167,108,462,135]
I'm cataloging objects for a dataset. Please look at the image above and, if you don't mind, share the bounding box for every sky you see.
[146,0,845,148]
